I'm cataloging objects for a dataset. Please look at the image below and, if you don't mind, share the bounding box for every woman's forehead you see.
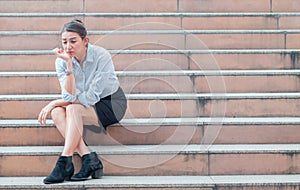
[61,31,81,40]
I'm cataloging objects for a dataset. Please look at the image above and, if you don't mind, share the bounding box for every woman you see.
[38,19,127,184]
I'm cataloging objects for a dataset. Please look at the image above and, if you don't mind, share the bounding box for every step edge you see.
[1,144,300,155]
[1,12,300,17]
[1,117,300,128]
[1,49,300,55]
[1,175,300,188]
[2,29,300,35]
[1,92,300,101]
[0,69,299,77]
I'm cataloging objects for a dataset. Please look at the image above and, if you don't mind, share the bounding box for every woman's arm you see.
[53,48,76,96]
[38,99,72,125]
[64,59,76,95]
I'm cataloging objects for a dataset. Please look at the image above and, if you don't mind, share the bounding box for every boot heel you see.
[65,175,72,181]
[92,168,103,179]
[64,164,74,181]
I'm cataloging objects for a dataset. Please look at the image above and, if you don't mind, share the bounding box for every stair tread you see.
[2,29,300,35]
[1,117,300,127]
[1,12,300,17]
[1,175,300,188]
[1,144,300,155]
[1,49,300,55]
[1,92,300,101]
[0,70,299,76]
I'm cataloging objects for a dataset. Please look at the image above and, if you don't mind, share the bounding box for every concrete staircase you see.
[1,0,300,189]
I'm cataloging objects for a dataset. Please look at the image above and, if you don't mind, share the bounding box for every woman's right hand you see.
[52,48,72,62]
[38,102,55,125]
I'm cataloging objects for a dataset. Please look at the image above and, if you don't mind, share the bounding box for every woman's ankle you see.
[61,151,73,157]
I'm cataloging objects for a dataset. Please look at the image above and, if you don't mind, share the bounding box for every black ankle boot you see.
[71,152,103,181]
[43,156,74,184]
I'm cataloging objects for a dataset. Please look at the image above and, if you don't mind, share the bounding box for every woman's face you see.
[61,31,88,59]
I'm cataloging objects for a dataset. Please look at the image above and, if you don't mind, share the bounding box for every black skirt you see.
[93,87,127,129]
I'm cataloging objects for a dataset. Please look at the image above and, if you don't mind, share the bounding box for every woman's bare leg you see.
[58,104,100,156]
[51,106,92,156]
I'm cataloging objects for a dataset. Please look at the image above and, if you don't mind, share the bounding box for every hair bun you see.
[61,19,87,39]
[73,18,84,25]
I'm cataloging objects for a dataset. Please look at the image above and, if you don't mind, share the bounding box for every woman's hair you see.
[61,19,87,39]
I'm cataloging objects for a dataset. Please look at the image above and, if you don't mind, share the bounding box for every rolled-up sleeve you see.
[55,58,77,102]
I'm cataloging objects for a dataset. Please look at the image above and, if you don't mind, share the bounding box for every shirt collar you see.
[72,43,93,65]
[85,43,93,63]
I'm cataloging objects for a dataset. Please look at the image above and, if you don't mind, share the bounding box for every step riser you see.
[1,0,299,13]
[0,54,190,72]
[1,152,300,176]
[0,0,177,13]
[186,33,286,50]
[2,16,300,31]
[0,55,56,71]
[182,16,300,30]
[0,154,206,176]
[0,77,60,94]
[180,0,300,13]
[190,53,300,70]
[272,0,300,12]
[2,33,297,50]
[179,0,271,12]
[0,125,202,146]
[0,0,84,13]
[286,34,300,49]
[0,17,181,31]
[2,125,300,146]
[0,53,299,72]
[195,75,300,93]
[210,153,300,175]
[0,76,196,94]
[0,99,299,119]
[0,75,299,94]
[0,99,198,118]
[213,125,300,144]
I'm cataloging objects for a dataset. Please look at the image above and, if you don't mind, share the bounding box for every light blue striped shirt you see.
[55,43,120,107]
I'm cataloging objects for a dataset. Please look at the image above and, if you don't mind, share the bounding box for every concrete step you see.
[2,30,300,50]
[1,174,300,190]
[1,117,300,146]
[1,144,300,176]
[1,0,299,13]
[0,93,300,119]
[0,0,177,13]
[1,13,300,31]
[0,0,84,13]
[0,0,288,13]
[1,49,299,71]
[180,0,300,13]
[0,70,299,94]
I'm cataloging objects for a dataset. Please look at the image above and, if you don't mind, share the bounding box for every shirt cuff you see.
[62,88,76,102]
[77,93,89,107]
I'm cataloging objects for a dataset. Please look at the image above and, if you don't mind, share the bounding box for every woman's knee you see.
[51,107,65,121]
[65,104,83,117]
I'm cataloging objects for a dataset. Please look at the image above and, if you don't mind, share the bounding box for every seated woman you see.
[38,19,127,184]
